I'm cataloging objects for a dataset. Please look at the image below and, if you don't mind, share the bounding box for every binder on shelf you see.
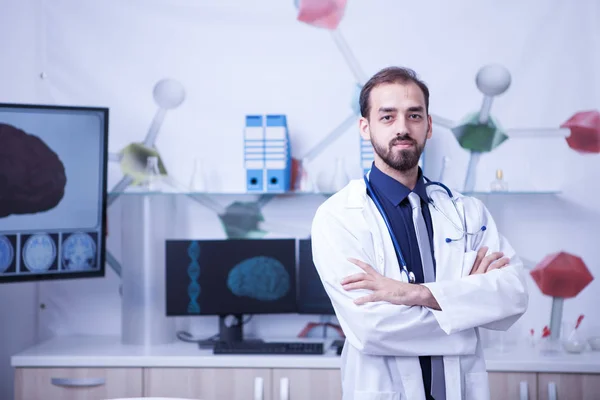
[244,115,265,192]
[264,114,291,192]
[360,137,374,175]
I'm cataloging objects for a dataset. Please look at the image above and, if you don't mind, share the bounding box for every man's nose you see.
[393,119,409,135]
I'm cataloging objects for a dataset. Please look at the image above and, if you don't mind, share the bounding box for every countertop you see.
[11,335,600,373]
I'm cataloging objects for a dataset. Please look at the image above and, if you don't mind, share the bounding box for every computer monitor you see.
[297,238,335,315]
[166,238,297,342]
[0,103,108,283]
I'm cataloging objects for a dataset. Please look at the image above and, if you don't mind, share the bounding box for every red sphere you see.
[530,251,594,298]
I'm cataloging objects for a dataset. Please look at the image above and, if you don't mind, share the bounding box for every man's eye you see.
[410,114,422,119]
[381,115,392,121]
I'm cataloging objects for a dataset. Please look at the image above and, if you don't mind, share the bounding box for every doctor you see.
[311,66,528,400]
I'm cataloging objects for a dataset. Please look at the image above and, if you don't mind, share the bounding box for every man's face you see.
[359,81,432,172]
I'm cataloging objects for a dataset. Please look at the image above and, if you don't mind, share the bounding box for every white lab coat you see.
[311,178,529,400]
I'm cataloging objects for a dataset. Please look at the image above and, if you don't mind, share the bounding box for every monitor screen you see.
[297,238,335,315]
[0,103,108,283]
[166,238,297,316]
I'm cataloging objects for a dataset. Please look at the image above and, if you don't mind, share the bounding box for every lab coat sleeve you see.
[311,206,478,357]
[422,197,529,335]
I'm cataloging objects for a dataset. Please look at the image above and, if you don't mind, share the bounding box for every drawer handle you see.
[279,377,289,400]
[51,377,106,387]
[254,376,264,400]
[548,381,557,400]
[519,381,528,400]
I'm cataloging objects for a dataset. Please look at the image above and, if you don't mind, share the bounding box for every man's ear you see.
[359,117,370,141]
[426,114,433,139]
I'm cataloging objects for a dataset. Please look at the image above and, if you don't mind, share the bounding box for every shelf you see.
[466,191,561,196]
[107,190,561,197]
[108,191,330,196]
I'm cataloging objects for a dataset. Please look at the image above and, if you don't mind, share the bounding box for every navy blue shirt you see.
[366,163,436,399]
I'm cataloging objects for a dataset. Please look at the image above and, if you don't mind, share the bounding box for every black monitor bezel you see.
[0,102,109,283]
[295,238,336,315]
[165,238,299,317]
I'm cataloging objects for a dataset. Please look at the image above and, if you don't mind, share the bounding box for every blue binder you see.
[244,115,265,192]
[264,115,291,192]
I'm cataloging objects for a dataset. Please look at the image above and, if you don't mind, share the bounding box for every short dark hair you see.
[359,66,430,119]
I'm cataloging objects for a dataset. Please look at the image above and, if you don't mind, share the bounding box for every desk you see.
[12,335,600,400]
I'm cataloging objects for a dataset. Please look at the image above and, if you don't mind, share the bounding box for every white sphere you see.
[153,79,186,109]
[475,64,511,96]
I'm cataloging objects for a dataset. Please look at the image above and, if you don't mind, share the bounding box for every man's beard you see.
[372,134,424,172]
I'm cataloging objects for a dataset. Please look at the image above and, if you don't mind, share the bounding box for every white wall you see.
[0,0,43,396]
[1,0,600,398]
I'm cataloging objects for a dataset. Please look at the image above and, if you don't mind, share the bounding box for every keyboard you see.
[212,341,324,355]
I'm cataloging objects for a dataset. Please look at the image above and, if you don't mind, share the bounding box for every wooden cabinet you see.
[272,368,342,400]
[143,367,272,400]
[14,367,340,400]
[537,373,600,400]
[489,372,600,400]
[14,367,600,400]
[489,372,537,400]
[14,368,142,400]
[143,367,341,400]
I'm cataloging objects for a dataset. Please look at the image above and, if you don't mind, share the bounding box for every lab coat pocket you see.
[461,250,478,277]
[464,371,491,400]
[354,391,400,400]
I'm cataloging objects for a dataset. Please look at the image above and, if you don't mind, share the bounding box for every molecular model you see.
[105,81,301,275]
[104,0,600,277]
[293,0,600,193]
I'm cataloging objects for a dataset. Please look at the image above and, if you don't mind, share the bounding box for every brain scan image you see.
[227,256,291,301]
[62,232,97,271]
[22,233,57,272]
[0,123,67,218]
[0,235,15,273]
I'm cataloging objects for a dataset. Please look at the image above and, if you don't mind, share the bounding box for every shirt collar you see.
[368,163,429,206]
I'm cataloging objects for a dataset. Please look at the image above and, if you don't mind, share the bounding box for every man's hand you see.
[341,258,424,306]
[469,246,510,275]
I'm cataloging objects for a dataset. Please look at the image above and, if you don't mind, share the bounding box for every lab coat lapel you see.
[426,189,466,282]
[346,179,403,281]
[426,190,468,400]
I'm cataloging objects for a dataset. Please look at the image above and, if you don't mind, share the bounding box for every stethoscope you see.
[364,173,486,284]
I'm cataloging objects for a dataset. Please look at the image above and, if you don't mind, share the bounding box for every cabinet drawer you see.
[538,373,600,400]
[488,372,537,400]
[272,368,342,400]
[14,367,143,400]
[144,367,272,400]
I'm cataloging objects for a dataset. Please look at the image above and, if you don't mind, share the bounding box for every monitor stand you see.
[218,314,244,343]
[197,314,263,349]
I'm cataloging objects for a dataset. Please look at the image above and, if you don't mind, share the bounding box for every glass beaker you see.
[561,320,587,353]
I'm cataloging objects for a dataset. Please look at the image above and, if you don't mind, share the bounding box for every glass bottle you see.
[144,156,162,191]
[490,169,508,192]
[297,157,318,193]
[189,157,208,192]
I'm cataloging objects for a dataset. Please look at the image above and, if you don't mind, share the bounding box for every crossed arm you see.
[311,201,529,357]
[342,246,509,311]
[311,208,478,357]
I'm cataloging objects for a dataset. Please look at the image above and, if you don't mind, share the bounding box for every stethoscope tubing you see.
[364,174,486,284]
